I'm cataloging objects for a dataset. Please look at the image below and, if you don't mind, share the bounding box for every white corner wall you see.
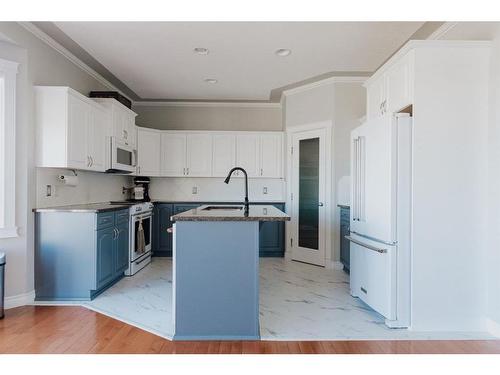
[410,45,490,331]
[283,81,366,264]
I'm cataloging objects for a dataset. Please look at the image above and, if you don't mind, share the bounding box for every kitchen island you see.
[171,204,290,340]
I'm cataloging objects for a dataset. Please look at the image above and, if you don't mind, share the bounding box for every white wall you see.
[36,168,129,208]
[283,81,366,263]
[409,44,489,331]
[149,177,285,202]
[0,22,127,305]
[486,29,500,334]
[133,104,282,131]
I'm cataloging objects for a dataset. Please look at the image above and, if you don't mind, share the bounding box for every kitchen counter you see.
[33,202,130,213]
[171,204,290,222]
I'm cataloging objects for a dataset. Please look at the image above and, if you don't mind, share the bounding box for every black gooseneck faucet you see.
[224,167,249,212]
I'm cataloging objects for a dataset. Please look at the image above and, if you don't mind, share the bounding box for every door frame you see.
[285,121,333,267]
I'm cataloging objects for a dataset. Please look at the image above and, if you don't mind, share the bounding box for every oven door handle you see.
[132,213,153,221]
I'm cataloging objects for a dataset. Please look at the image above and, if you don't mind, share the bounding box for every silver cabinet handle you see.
[90,156,94,167]
[124,130,128,139]
[186,167,189,175]
[260,168,263,176]
[318,202,324,207]
[183,167,186,175]
[345,235,387,253]
[87,156,90,167]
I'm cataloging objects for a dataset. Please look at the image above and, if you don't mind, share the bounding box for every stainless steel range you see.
[110,201,153,275]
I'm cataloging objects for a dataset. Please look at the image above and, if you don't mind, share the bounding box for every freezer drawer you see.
[348,234,397,320]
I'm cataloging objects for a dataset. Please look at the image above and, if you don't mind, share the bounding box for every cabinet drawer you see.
[96,212,115,229]
[115,209,130,224]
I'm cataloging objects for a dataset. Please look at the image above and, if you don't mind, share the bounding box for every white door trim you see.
[285,121,333,267]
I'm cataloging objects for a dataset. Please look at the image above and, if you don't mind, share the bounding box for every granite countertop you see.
[152,200,285,204]
[33,202,131,213]
[171,204,290,222]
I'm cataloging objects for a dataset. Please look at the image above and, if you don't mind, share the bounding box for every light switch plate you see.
[46,185,52,197]
[263,187,268,195]
[192,186,198,195]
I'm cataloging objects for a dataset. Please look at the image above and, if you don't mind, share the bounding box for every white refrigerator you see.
[348,113,412,328]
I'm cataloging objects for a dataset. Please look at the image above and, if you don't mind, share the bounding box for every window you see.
[0,57,19,238]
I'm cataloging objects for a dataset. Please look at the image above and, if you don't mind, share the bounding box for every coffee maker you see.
[132,177,151,202]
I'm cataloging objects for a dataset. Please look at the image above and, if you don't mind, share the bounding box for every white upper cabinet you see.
[366,50,414,119]
[35,86,110,172]
[87,104,109,172]
[186,133,213,176]
[385,51,414,114]
[236,134,261,177]
[161,132,187,177]
[212,134,236,177]
[366,75,387,119]
[67,93,89,169]
[93,98,137,147]
[260,133,283,178]
[137,127,161,176]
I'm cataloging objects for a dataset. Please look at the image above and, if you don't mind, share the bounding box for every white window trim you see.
[0,57,19,238]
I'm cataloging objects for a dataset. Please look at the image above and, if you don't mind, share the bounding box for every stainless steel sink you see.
[202,205,243,211]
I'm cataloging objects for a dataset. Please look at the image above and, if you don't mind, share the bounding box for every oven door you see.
[131,212,152,262]
[109,137,136,173]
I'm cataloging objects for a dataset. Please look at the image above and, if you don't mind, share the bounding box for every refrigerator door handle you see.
[345,235,387,254]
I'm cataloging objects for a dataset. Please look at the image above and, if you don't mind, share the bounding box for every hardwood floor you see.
[1,306,499,354]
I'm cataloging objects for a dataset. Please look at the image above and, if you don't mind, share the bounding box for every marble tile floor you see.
[35,257,495,341]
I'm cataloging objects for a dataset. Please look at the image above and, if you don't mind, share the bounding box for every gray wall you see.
[284,82,366,264]
[133,104,282,131]
[0,22,128,302]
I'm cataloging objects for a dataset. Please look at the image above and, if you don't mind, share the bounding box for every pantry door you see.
[290,128,328,267]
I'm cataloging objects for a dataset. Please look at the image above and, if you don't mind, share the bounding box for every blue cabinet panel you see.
[115,221,129,274]
[258,203,285,257]
[97,212,114,230]
[96,227,115,289]
[153,204,174,257]
[339,206,350,272]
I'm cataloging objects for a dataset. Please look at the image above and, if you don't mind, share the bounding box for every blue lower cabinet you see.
[153,202,285,258]
[153,204,174,257]
[339,206,350,272]
[258,203,285,257]
[35,208,130,301]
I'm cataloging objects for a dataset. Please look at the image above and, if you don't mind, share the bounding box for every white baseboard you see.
[485,317,500,338]
[4,290,35,309]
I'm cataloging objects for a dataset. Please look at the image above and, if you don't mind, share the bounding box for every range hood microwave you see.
[106,137,137,174]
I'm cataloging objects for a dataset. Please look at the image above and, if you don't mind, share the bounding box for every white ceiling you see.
[54,22,424,101]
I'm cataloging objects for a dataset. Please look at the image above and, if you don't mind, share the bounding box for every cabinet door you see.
[212,134,236,177]
[236,134,260,177]
[87,106,108,172]
[96,227,115,289]
[154,204,173,256]
[114,221,129,275]
[67,94,89,169]
[366,75,386,120]
[385,52,413,113]
[161,133,187,177]
[186,133,213,176]
[137,127,161,176]
[258,204,285,257]
[260,134,283,178]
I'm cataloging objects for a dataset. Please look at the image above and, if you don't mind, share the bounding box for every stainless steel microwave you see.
[106,137,136,173]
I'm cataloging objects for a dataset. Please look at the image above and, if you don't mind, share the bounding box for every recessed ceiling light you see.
[204,78,218,84]
[275,48,292,57]
[194,47,209,55]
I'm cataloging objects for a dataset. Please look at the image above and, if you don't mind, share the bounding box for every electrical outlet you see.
[263,187,268,195]
[192,186,198,195]
[46,185,52,197]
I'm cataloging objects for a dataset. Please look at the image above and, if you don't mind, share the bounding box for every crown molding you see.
[132,101,281,109]
[281,76,367,98]
[426,22,458,40]
[17,22,131,101]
